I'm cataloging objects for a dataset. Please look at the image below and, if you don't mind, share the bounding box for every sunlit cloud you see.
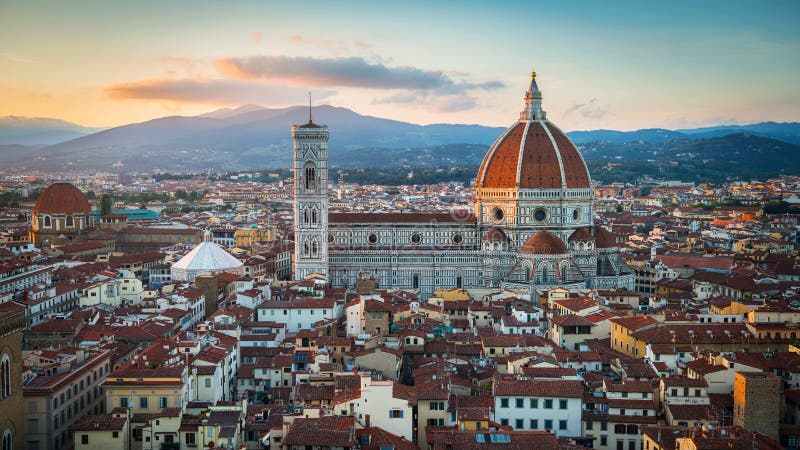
[106,78,334,106]
[216,55,505,95]
[250,32,263,43]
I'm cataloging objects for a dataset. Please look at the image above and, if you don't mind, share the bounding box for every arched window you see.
[312,241,318,257]
[1,429,11,450]
[303,209,309,225]
[0,354,10,399]
[541,267,549,283]
[456,275,463,289]
[525,266,531,282]
[412,274,420,289]
[303,241,310,257]
[65,215,74,227]
[43,216,51,228]
[304,165,316,190]
[311,209,317,225]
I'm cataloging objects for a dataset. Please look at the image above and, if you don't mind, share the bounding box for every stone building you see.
[292,72,634,298]
[0,302,25,450]
[734,371,780,440]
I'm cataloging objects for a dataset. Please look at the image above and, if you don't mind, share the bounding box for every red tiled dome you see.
[593,225,618,248]
[476,121,591,189]
[568,227,595,242]
[33,182,91,215]
[482,227,509,241]
[520,230,568,255]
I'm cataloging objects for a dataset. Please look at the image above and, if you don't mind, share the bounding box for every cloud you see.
[0,52,35,64]
[106,78,334,106]
[250,32,263,43]
[373,92,479,113]
[562,97,609,120]
[216,55,504,95]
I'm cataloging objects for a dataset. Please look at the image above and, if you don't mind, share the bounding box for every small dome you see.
[520,230,568,255]
[568,228,595,242]
[482,227,509,241]
[34,182,91,215]
[593,225,618,248]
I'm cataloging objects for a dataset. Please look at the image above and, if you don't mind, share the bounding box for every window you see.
[159,397,167,408]
[559,420,567,430]
[205,378,211,388]
[500,398,509,408]
[1,355,12,399]
[515,419,523,429]
[112,432,119,439]
[601,436,608,446]
[28,420,38,434]
[207,428,213,438]
[389,409,403,419]
[544,419,553,430]
[81,435,89,445]
[601,422,608,431]
[120,397,128,408]
[559,399,568,410]
[186,433,196,445]
[429,402,444,410]
[500,419,509,426]
[515,398,524,408]
[530,419,538,429]
[544,399,553,409]
[529,398,538,408]
[139,397,148,409]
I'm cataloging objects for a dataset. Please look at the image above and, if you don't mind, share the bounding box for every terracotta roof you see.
[482,227,509,241]
[520,230,567,255]
[70,413,127,431]
[494,377,582,398]
[34,182,91,215]
[593,226,618,249]
[477,121,590,189]
[568,227,595,242]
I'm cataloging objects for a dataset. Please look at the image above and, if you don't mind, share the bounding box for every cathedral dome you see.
[476,73,591,190]
[34,182,91,215]
[520,229,568,255]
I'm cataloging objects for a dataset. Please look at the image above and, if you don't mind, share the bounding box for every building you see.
[103,365,192,414]
[30,182,93,248]
[734,371,780,441]
[23,348,113,450]
[171,231,244,281]
[0,302,25,450]
[293,72,634,298]
[492,376,583,437]
[69,412,129,450]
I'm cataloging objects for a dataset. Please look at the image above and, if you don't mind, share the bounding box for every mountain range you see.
[0,105,798,179]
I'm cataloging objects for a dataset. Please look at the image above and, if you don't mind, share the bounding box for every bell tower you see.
[292,103,330,280]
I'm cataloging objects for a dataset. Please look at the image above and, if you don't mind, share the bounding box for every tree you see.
[174,189,188,200]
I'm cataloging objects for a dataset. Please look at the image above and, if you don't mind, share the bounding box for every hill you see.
[0,116,100,146]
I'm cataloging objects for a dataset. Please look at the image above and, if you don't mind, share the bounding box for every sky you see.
[1,0,798,130]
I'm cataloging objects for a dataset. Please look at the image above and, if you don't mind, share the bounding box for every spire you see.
[520,70,546,121]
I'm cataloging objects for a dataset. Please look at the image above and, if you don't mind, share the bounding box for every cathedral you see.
[293,72,634,298]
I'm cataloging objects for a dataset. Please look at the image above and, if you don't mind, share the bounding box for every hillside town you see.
[1,168,799,450]
[2,75,800,450]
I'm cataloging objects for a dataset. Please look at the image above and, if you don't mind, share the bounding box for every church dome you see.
[520,229,568,255]
[34,182,91,215]
[476,72,591,190]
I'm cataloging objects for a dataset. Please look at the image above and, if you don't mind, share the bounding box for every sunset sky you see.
[1,0,798,130]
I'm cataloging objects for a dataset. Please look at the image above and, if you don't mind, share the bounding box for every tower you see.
[292,105,330,280]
